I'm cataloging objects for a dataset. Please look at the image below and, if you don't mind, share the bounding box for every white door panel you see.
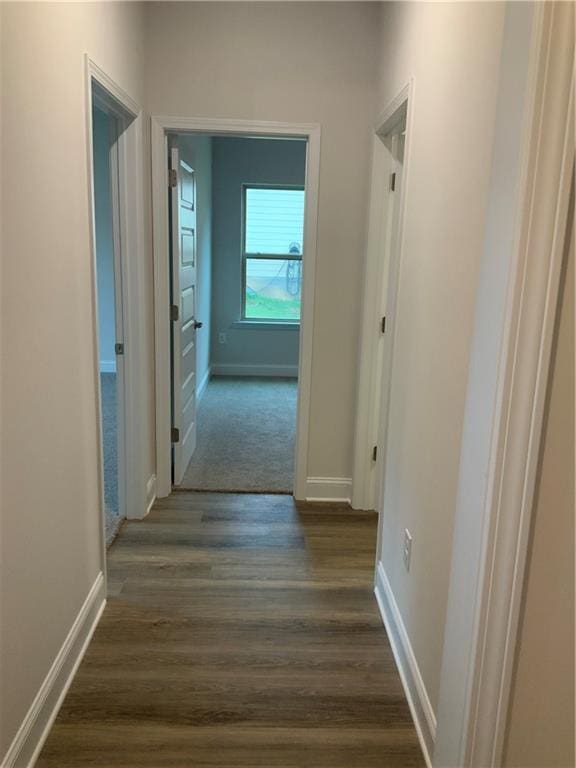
[181,230,195,267]
[171,147,200,485]
[182,370,196,409]
[181,286,195,325]
[181,343,196,382]
[181,322,195,354]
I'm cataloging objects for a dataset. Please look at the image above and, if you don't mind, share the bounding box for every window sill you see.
[231,320,300,331]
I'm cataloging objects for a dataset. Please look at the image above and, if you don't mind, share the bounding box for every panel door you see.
[170,147,199,485]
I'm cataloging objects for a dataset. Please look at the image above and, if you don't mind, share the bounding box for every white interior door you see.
[170,146,200,485]
[108,115,127,519]
[374,130,405,510]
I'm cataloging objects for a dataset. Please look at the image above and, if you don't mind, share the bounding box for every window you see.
[242,185,305,321]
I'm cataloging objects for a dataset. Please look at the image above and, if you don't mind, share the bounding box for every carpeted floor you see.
[179,376,297,492]
[101,372,122,546]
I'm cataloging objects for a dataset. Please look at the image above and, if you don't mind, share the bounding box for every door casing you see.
[151,117,321,500]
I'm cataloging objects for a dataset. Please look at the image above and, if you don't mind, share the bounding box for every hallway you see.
[36,493,423,767]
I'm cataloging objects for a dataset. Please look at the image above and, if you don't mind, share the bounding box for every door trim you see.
[85,57,148,583]
[151,116,321,500]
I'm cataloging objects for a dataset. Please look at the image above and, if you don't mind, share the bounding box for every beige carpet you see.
[178,376,297,492]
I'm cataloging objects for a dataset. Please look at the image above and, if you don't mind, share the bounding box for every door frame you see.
[151,116,321,499]
[85,57,148,573]
[352,80,414,513]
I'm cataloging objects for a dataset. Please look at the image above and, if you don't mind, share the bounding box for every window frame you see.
[240,183,305,323]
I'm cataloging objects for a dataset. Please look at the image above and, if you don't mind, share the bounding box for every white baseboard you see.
[1,573,106,768]
[196,367,211,402]
[210,363,298,378]
[145,474,157,517]
[305,476,352,503]
[99,360,116,374]
[374,561,436,767]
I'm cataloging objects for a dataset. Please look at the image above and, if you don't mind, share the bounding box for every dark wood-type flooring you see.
[37,492,424,767]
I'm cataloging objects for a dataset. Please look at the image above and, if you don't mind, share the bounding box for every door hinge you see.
[372,445,378,461]
[390,172,396,192]
[170,304,179,322]
[114,342,124,355]
[171,427,180,443]
[168,168,178,188]
[381,316,386,334]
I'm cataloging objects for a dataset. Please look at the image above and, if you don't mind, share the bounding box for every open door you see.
[170,145,201,485]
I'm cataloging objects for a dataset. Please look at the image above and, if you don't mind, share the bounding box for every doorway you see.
[87,62,147,547]
[167,133,305,493]
[91,88,127,544]
[353,91,410,513]
[152,119,321,500]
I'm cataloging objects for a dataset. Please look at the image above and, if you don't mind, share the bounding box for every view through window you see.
[243,186,305,321]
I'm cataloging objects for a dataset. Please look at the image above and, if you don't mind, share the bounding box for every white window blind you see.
[244,187,305,256]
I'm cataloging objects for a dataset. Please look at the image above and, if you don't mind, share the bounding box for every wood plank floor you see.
[37,493,424,768]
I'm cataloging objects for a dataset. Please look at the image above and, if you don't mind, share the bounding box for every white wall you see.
[93,106,117,371]
[176,134,212,396]
[504,201,575,768]
[0,2,149,760]
[374,1,505,716]
[144,1,380,483]
[211,137,305,373]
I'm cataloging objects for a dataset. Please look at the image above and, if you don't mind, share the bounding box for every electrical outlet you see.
[403,529,413,572]
[218,332,227,344]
